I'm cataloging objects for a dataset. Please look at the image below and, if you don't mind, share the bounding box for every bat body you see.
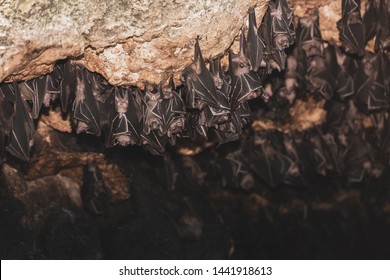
[337,0,365,56]
[182,38,219,109]
[72,66,101,136]
[6,82,35,161]
[107,87,141,147]
[247,8,265,72]
[81,160,109,215]
[296,8,324,58]
[60,61,77,113]
[19,76,46,119]
[228,32,262,110]
[0,88,14,162]
[158,84,186,144]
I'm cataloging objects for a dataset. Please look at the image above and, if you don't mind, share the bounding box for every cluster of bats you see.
[0,0,389,189]
[174,0,390,188]
[0,0,295,162]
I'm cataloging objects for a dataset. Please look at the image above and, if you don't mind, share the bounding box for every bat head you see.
[114,87,129,114]
[229,32,251,76]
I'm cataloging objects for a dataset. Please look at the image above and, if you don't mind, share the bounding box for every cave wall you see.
[0,0,368,87]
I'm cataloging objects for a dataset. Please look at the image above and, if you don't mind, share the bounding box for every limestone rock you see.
[0,0,269,86]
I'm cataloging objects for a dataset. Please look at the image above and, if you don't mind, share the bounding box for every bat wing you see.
[60,61,77,112]
[182,39,219,109]
[0,87,15,136]
[72,67,101,136]
[141,130,167,155]
[19,77,46,119]
[6,83,35,161]
[247,8,265,72]
[337,0,365,56]
[362,0,378,44]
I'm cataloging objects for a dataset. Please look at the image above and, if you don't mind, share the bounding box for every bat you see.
[72,66,101,136]
[0,87,14,162]
[269,0,296,50]
[185,110,208,140]
[228,31,262,111]
[85,71,113,132]
[304,55,334,100]
[337,0,365,56]
[247,8,265,72]
[225,149,254,190]
[296,8,324,58]
[157,82,186,144]
[107,87,141,147]
[141,130,167,155]
[374,0,390,52]
[60,61,77,113]
[0,82,16,103]
[342,134,369,182]
[42,64,63,108]
[142,86,164,135]
[181,38,219,109]
[258,8,286,71]
[81,159,109,215]
[204,58,231,127]
[362,0,378,44]
[354,52,387,112]
[18,77,46,119]
[333,44,355,100]
[248,138,294,187]
[6,82,36,161]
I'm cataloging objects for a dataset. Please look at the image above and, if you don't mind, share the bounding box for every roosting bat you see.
[333,44,355,100]
[0,88,15,162]
[81,160,109,215]
[269,0,296,50]
[59,61,77,113]
[72,66,101,136]
[247,8,265,72]
[337,0,365,56]
[107,87,141,147]
[296,8,324,58]
[182,38,219,109]
[141,130,167,155]
[354,52,387,112]
[228,32,262,110]
[225,149,254,190]
[158,82,186,144]
[248,137,294,187]
[6,82,35,161]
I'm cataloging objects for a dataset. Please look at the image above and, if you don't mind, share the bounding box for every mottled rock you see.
[0,0,269,86]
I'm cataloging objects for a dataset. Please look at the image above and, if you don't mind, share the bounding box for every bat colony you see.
[1,0,390,187]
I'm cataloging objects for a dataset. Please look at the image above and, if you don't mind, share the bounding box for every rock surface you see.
[0,0,269,86]
[1,0,369,87]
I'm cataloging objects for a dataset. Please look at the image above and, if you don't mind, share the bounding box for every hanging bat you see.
[258,8,287,71]
[18,76,46,119]
[228,32,262,111]
[107,87,141,147]
[269,0,296,50]
[0,82,16,103]
[296,8,324,58]
[225,149,254,190]
[337,0,365,56]
[142,86,164,135]
[72,66,101,136]
[333,44,355,100]
[81,159,109,215]
[248,140,294,187]
[60,61,77,113]
[6,82,36,161]
[342,134,370,182]
[247,8,265,72]
[181,37,219,109]
[185,110,208,140]
[354,52,387,112]
[157,82,186,144]
[362,0,378,44]
[374,0,390,52]
[42,64,63,108]
[141,130,167,155]
[0,88,14,162]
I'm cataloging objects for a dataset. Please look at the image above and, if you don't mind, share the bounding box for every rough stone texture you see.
[0,0,269,87]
